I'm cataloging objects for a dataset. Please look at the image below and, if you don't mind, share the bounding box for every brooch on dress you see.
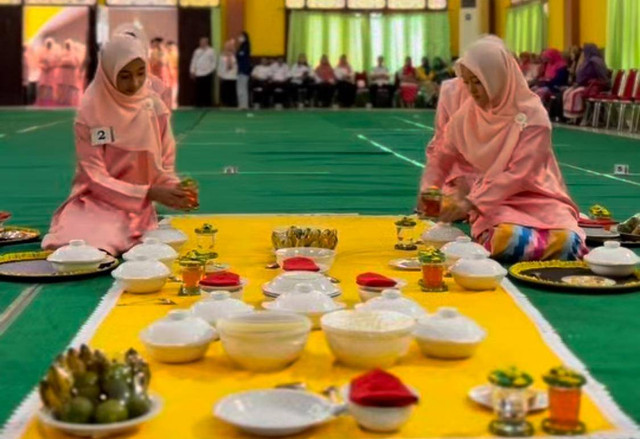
[515,113,528,131]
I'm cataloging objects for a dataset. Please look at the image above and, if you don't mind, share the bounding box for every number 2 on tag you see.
[91,127,114,145]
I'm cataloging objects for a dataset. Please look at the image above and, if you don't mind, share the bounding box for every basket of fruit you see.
[37,344,162,437]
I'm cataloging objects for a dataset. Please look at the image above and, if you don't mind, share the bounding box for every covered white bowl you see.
[441,237,490,268]
[263,271,340,298]
[355,289,427,320]
[123,237,178,271]
[421,223,466,249]
[584,241,640,277]
[47,239,106,273]
[112,256,170,294]
[142,220,188,252]
[451,254,507,291]
[191,291,254,327]
[140,310,217,363]
[413,307,486,359]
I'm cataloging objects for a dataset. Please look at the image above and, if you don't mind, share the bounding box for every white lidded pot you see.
[584,241,640,277]
[123,237,178,271]
[191,291,254,327]
[355,289,427,320]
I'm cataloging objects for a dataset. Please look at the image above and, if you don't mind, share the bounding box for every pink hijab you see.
[445,37,550,180]
[541,48,567,80]
[76,34,168,152]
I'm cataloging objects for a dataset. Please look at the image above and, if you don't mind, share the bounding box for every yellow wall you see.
[244,0,286,56]
[548,0,564,49]
[23,6,63,41]
[494,0,511,39]
[579,0,606,47]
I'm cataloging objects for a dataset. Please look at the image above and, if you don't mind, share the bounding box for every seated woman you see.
[398,57,419,108]
[42,33,193,256]
[416,57,438,107]
[531,49,569,107]
[314,55,336,108]
[424,37,585,263]
[563,44,609,122]
[290,54,313,106]
[334,55,356,107]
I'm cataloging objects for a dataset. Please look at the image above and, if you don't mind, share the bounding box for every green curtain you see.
[606,0,640,69]
[505,0,547,54]
[210,7,222,53]
[287,11,450,73]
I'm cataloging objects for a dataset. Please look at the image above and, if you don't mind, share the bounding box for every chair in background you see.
[588,70,625,128]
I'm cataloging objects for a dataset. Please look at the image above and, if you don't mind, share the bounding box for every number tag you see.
[91,127,114,146]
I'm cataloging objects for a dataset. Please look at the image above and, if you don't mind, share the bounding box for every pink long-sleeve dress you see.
[42,115,178,255]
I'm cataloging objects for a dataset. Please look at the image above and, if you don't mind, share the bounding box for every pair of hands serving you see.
[148,184,196,211]
[432,178,475,223]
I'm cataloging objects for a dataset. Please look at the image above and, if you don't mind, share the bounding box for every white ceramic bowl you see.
[263,271,340,298]
[341,385,417,432]
[214,389,336,437]
[50,260,105,273]
[112,257,170,294]
[275,247,336,271]
[451,255,507,291]
[355,289,427,320]
[584,241,640,277]
[191,291,254,327]
[142,222,188,252]
[123,237,178,271]
[451,273,505,291]
[202,288,243,301]
[217,312,311,372]
[321,310,415,369]
[441,237,490,269]
[414,337,483,360]
[47,239,107,273]
[358,288,381,302]
[421,223,466,249]
[262,302,345,330]
[37,395,163,438]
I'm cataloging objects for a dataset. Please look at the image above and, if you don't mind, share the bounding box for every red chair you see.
[608,69,637,130]
[628,77,640,132]
[589,69,625,127]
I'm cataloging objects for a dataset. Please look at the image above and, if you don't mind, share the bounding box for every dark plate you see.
[509,260,640,294]
[0,226,41,247]
[586,236,640,248]
[0,251,119,282]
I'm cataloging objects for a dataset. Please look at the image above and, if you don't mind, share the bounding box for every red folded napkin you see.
[356,272,397,288]
[200,271,240,287]
[282,257,320,272]
[350,369,418,407]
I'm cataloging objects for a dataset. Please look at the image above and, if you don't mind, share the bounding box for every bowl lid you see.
[266,271,336,295]
[414,307,486,342]
[47,240,105,263]
[275,247,335,257]
[217,311,311,335]
[421,222,466,242]
[321,310,415,336]
[441,237,490,259]
[112,256,170,280]
[191,291,254,325]
[143,223,188,244]
[123,237,178,261]
[584,241,640,266]
[356,289,427,319]
[450,254,507,277]
[266,283,342,312]
[140,310,215,345]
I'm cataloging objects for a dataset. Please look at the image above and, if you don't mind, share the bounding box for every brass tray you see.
[509,260,640,293]
[0,251,119,282]
[0,226,41,247]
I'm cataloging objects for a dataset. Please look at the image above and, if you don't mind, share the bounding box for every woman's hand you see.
[148,184,193,211]
[439,197,473,223]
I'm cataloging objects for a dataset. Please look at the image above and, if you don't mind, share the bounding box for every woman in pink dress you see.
[399,57,419,108]
[36,38,60,107]
[424,37,585,262]
[57,39,82,106]
[42,33,193,256]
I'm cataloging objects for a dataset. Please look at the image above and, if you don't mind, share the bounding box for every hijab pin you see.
[515,113,528,130]
[145,99,154,110]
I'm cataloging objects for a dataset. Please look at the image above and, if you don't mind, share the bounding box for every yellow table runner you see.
[23,215,616,438]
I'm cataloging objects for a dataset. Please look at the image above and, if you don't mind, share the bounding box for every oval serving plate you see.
[0,251,119,282]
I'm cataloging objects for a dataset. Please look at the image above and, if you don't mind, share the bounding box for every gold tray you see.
[0,226,41,247]
[509,260,640,293]
[0,251,119,282]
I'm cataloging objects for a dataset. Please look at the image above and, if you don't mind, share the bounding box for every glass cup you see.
[420,262,447,292]
[180,176,200,211]
[395,222,417,251]
[489,385,534,437]
[179,260,203,296]
[542,386,585,435]
[419,187,442,220]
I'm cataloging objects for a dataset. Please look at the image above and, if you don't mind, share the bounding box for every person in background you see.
[566,45,581,85]
[57,40,82,106]
[416,56,438,107]
[432,57,451,84]
[42,34,193,256]
[251,58,273,108]
[166,41,179,108]
[563,43,609,122]
[218,39,238,107]
[190,36,217,107]
[149,37,170,87]
[290,53,313,106]
[22,46,30,105]
[424,37,584,262]
[236,31,251,110]
[398,56,419,108]
[369,56,392,107]
[334,54,356,107]
[314,55,336,107]
[271,57,291,107]
[532,49,568,106]
[36,38,59,107]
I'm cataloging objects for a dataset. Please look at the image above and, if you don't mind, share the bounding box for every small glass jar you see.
[180,177,200,211]
[489,385,534,437]
[542,386,585,435]
[179,260,203,296]
[195,224,217,253]
[394,217,417,251]
[420,262,447,292]
[419,187,442,220]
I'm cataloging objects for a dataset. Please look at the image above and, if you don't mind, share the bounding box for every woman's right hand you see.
[148,184,193,210]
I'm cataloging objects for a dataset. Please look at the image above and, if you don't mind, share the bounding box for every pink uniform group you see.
[33,38,86,107]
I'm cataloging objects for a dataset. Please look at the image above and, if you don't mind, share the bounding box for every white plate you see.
[583,228,620,239]
[200,278,248,292]
[357,278,408,292]
[389,258,421,271]
[282,263,330,274]
[38,395,162,437]
[468,385,548,412]
[214,389,336,436]
[263,283,341,299]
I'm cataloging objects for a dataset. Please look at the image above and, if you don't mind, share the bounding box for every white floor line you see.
[184,170,331,176]
[554,121,640,141]
[394,117,434,131]
[560,162,640,187]
[178,141,245,146]
[502,279,639,437]
[0,286,41,337]
[15,119,69,134]
[357,134,425,168]
[0,282,124,439]
[190,129,293,134]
